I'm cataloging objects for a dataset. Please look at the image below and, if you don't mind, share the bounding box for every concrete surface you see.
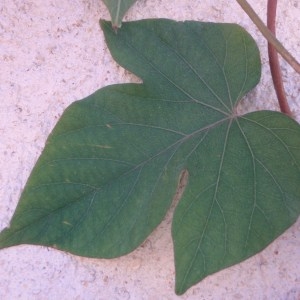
[0,0,299,299]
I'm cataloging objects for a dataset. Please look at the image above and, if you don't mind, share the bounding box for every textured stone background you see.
[0,0,299,299]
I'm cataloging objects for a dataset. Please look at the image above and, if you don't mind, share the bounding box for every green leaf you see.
[102,0,137,28]
[1,19,300,294]
[172,111,300,294]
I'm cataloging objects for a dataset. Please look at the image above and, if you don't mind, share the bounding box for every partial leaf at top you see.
[102,0,137,28]
[0,19,299,295]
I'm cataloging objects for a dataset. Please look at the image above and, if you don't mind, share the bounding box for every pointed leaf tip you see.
[102,0,138,28]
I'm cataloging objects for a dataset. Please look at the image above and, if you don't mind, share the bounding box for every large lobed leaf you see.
[0,19,300,294]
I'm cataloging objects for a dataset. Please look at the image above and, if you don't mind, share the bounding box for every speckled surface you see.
[0,0,299,299]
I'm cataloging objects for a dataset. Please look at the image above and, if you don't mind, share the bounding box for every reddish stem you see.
[267,0,293,117]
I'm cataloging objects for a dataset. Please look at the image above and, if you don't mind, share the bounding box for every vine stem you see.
[236,0,300,74]
[267,0,292,117]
